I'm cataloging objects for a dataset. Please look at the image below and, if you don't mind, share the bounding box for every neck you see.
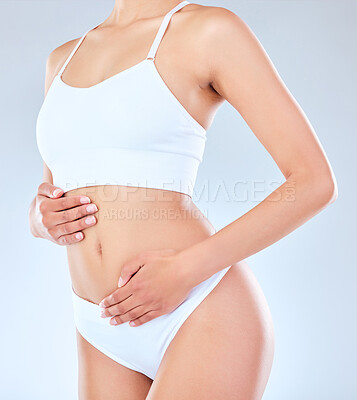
[108,0,184,26]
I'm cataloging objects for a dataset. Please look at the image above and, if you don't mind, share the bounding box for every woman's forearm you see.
[178,171,337,287]
[29,197,41,238]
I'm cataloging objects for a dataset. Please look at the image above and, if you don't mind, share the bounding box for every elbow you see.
[313,170,338,208]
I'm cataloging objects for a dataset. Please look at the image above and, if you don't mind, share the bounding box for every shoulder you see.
[178,4,255,83]
[183,4,262,78]
[46,37,81,76]
[180,4,254,64]
[183,3,248,38]
[43,37,81,94]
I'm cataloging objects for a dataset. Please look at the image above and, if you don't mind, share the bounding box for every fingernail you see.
[100,310,106,318]
[53,189,62,197]
[129,321,136,327]
[75,232,83,240]
[110,319,118,326]
[86,204,98,213]
[85,216,96,225]
[80,196,91,204]
[118,277,124,287]
[99,301,105,308]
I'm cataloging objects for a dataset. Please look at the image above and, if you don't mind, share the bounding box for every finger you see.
[128,310,161,327]
[56,231,84,246]
[118,252,149,287]
[99,283,134,309]
[53,203,98,224]
[100,295,141,318]
[48,215,97,239]
[109,305,150,326]
[47,195,93,212]
[37,182,64,199]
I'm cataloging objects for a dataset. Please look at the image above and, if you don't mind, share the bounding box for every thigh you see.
[147,261,275,400]
[76,331,153,400]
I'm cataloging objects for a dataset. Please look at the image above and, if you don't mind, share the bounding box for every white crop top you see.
[36,1,207,197]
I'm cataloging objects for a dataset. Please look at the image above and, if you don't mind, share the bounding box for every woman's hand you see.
[99,249,195,327]
[29,182,98,245]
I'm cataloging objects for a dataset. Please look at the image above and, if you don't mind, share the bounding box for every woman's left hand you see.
[99,249,194,327]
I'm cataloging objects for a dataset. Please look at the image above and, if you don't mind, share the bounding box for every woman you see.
[29,0,337,399]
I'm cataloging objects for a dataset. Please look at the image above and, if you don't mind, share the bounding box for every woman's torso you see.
[36,2,225,304]
[65,186,216,304]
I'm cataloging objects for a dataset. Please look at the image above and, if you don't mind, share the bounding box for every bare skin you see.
[29,0,337,399]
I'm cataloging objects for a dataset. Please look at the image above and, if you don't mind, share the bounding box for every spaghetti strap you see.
[57,23,101,77]
[146,1,190,60]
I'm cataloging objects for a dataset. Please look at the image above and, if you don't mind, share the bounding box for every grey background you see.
[0,1,355,399]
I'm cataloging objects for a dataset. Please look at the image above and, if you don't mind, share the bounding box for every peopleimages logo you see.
[59,178,295,204]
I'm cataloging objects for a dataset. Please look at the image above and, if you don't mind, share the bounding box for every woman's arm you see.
[29,47,99,245]
[100,7,338,327]
[29,162,56,238]
[178,7,338,287]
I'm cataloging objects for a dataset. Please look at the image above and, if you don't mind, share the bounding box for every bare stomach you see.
[64,185,217,304]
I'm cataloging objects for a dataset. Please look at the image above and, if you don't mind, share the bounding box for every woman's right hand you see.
[29,182,98,246]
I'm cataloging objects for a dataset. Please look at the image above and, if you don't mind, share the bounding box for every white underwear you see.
[72,265,232,380]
